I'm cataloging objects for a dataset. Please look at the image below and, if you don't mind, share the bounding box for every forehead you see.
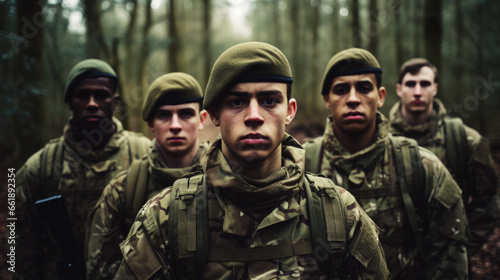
[156,102,200,112]
[402,66,435,81]
[229,82,287,94]
[331,73,376,86]
[73,77,115,91]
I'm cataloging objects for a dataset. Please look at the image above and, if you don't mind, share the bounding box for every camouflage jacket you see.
[303,113,469,280]
[389,99,499,253]
[85,140,210,280]
[15,118,151,280]
[114,135,390,279]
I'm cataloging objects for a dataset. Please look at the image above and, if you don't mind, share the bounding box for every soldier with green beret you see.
[388,58,499,277]
[15,59,151,280]
[114,42,390,279]
[304,48,469,279]
[86,72,209,280]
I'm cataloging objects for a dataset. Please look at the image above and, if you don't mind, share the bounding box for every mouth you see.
[343,112,365,121]
[83,115,103,123]
[410,100,425,106]
[167,137,185,143]
[240,133,269,146]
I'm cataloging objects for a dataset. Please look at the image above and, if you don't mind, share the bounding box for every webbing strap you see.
[125,158,150,221]
[40,138,65,196]
[443,117,468,198]
[304,137,324,174]
[391,137,426,270]
[207,241,313,262]
[348,187,402,199]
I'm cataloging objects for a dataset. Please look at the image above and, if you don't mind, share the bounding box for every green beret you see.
[204,41,293,109]
[321,48,382,95]
[142,72,203,121]
[64,59,118,102]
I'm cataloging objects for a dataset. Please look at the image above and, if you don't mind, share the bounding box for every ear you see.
[147,120,154,133]
[111,94,121,111]
[198,109,208,130]
[377,87,386,108]
[433,83,438,97]
[322,94,330,109]
[208,107,220,127]
[396,84,402,98]
[285,98,297,125]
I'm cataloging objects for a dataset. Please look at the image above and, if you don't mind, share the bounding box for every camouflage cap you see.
[321,48,382,95]
[142,72,203,121]
[204,41,293,109]
[64,59,118,102]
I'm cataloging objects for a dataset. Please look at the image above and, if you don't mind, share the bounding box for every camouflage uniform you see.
[304,113,469,279]
[15,117,151,280]
[389,99,499,254]
[114,135,390,279]
[86,140,209,280]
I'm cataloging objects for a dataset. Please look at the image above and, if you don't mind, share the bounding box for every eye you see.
[332,85,349,95]
[420,81,431,88]
[179,110,195,119]
[262,98,278,106]
[405,81,416,87]
[156,111,172,120]
[229,99,245,107]
[357,83,373,94]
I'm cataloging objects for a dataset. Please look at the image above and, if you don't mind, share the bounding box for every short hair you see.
[398,58,438,84]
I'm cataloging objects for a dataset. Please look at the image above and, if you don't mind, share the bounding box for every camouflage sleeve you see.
[14,151,49,280]
[464,127,499,253]
[420,148,469,280]
[338,187,391,280]
[86,172,129,280]
[114,188,175,280]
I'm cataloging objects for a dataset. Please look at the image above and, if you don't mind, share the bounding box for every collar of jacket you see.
[63,116,125,162]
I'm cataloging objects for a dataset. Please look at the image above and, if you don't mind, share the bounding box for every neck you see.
[401,106,433,125]
[224,144,283,180]
[159,141,199,168]
[334,122,376,154]
[72,124,115,151]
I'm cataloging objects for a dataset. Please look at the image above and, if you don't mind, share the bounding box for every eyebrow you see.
[227,90,283,97]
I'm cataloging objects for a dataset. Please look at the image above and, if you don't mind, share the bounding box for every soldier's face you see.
[69,77,119,130]
[397,66,437,118]
[209,82,297,168]
[148,103,207,159]
[323,73,385,136]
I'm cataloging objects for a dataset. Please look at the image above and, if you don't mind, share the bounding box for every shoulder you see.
[121,130,152,144]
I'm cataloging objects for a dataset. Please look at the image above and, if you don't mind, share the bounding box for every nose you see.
[86,94,99,110]
[169,113,182,133]
[346,87,361,108]
[414,83,422,97]
[244,99,264,127]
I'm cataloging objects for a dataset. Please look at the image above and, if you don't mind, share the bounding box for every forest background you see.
[1,0,500,278]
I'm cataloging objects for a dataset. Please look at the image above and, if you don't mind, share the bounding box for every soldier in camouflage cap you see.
[388,58,499,276]
[86,72,209,280]
[15,59,151,280]
[303,48,469,279]
[115,42,390,279]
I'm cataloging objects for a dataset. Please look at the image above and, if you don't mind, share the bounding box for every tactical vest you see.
[304,135,428,268]
[154,173,349,279]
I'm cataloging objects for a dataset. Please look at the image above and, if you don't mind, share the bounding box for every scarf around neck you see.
[205,134,304,212]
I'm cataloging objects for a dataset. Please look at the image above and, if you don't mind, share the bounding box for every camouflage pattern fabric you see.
[15,118,151,280]
[85,141,209,280]
[114,135,390,279]
[304,112,469,279]
[389,99,499,254]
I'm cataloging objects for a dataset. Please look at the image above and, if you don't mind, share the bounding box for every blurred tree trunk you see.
[45,0,65,92]
[202,0,211,87]
[83,0,110,59]
[394,0,404,70]
[272,0,282,49]
[168,0,182,72]
[311,0,320,111]
[453,0,464,105]
[331,0,339,53]
[413,0,422,56]
[367,0,378,56]
[15,0,46,163]
[423,0,442,73]
[350,0,361,47]
[289,1,302,110]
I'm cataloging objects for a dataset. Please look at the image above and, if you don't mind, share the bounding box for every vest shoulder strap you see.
[443,117,468,193]
[39,137,65,197]
[125,157,151,221]
[304,137,324,174]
